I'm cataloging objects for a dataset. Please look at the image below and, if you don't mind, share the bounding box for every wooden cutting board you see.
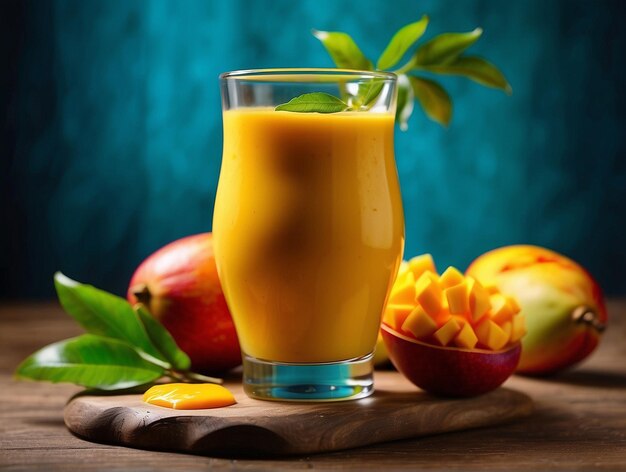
[64,371,533,457]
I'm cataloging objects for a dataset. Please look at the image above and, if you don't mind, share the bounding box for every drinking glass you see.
[213,69,404,401]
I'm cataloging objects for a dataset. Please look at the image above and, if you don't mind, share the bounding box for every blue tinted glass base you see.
[242,353,374,402]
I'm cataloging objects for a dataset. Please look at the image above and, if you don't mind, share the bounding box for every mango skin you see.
[382,325,521,396]
[467,245,607,375]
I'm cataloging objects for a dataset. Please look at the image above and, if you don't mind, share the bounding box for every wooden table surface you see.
[1,301,625,471]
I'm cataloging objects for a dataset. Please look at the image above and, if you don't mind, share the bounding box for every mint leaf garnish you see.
[275,83,386,114]
[275,92,350,113]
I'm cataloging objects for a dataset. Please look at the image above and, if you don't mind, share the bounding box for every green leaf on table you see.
[414,28,483,66]
[54,272,166,364]
[396,74,415,131]
[275,92,350,113]
[15,334,164,390]
[410,76,452,126]
[377,15,429,70]
[312,30,373,70]
[419,56,512,94]
[135,304,191,371]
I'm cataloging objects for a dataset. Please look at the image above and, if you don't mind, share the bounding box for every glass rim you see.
[219,68,397,82]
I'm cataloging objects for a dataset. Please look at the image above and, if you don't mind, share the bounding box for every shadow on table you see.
[24,417,67,428]
[528,369,626,390]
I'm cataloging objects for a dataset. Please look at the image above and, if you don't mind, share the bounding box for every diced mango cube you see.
[484,283,499,295]
[396,260,410,280]
[501,321,512,339]
[415,272,444,317]
[467,277,492,322]
[475,319,510,351]
[383,304,415,331]
[433,317,463,346]
[394,269,415,289]
[389,275,416,305]
[445,281,470,315]
[453,322,478,349]
[433,311,452,327]
[506,295,521,314]
[408,254,436,279]
[382,305,396,328]
[489,293,514,324]
[423,270,440,284]
[510,314,527,343]
[439,266,465,289]
[402,306,438,340]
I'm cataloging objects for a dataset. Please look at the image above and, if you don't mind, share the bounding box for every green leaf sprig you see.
[276,15,511,128]
[15,273,221,391]
[276,92,350,113]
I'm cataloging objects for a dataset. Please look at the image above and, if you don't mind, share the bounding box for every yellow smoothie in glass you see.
[213,108,404,363]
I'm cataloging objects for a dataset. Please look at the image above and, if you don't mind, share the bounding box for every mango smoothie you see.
[213,108,404,363]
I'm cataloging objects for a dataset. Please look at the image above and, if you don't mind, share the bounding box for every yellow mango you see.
[439,266,465,289]
[475,319,510,351]
[415,272,444,317]
[433,317,463,346]
[396,260,410,279]
[408,254,437,279]
[445,281,470,315]
[467,276,492,322]
[394,269,415,289]
[383,304,415,331]
[501,320,512,339]
[433,311,452,328]
[423,270,441,284]
[454,322,478,349]
[484,283,499,295]
[389,274,416,305]
[510,314,527,343]
[402,306,438,340]
[382,305,396,328]
[505,295,521,314]
[489,293,514,325]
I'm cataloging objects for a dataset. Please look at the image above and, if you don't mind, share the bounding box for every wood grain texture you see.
[63,375,532,457]
[2,300,626,470]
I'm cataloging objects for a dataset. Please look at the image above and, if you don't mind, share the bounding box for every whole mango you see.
[467,245,607,375]
[128,233,241,374]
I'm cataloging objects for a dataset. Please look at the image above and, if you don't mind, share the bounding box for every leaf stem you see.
[184,371,224,384]
[166,370,187,382]
[137,351,171,370]
[166,369,223,385]
[393,58,417,75]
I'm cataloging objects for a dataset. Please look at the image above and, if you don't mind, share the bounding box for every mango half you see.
[467,245,607,375]
[381,255,524,396]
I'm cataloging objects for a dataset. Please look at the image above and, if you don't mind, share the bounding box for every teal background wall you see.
[2,0,625,298]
